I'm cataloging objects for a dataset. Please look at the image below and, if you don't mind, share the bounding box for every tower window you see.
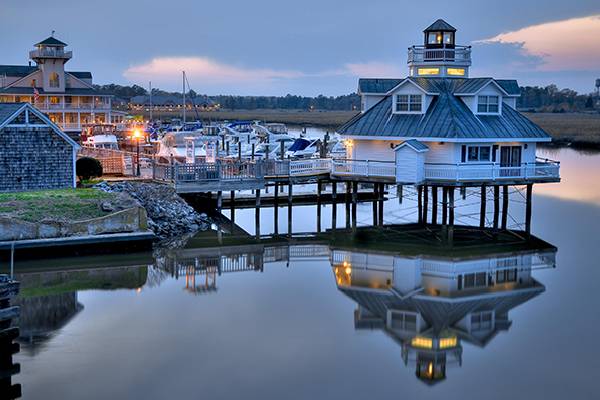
[49,72,60,88]
[447,68,465,76]
[396,94,422,112]
[477,96,499,113]
[417,68,440,76]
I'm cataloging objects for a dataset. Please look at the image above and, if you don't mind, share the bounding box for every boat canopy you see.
[288,138,311,152]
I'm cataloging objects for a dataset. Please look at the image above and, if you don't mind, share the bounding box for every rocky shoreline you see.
[94,181,211,240]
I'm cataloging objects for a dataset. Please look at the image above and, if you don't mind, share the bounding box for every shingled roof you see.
[424,19,456,32]
[0,103,25,125]
[339,78,549,141]
[35,36,68,47]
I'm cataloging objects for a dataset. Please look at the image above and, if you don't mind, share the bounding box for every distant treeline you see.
[94,83,597,112]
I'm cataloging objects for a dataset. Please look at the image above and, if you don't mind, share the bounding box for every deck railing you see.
[424,159,560,182]
[408,45,471,64]
[174,161,264,184]
[332,159,396,178]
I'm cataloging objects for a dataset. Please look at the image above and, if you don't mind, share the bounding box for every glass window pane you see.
[478,96,487,105]
[443,32,452,44]
[489,96,499,104]
[479,147,491,161]
[397,95,408,103]
[468,147,479,161]
[397,103,408,112]
[488,104,499,113]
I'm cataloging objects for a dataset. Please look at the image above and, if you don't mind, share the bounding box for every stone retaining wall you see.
[0,207,148,241]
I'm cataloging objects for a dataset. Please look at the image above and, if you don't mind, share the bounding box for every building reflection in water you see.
[331,238,557,384]
[1,276,22,399]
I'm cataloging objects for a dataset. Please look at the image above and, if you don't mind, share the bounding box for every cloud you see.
[478,15,600,71]
[342,62,404,78]
[123,56,305,85]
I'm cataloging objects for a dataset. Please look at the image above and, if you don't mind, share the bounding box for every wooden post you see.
[431,186,438,225]
[442,187,448,226]
[493,186,500,230]
[501,185,509,230]
[372,184,378,226]
[352,181,358,232]
[217,191,222,213]
[345,182,351,229]
[378,183,384,226]
[255,189,261,239]
[417,185,423,225]
[274,184,279,235]
[287,182,293,237]
[238,144,242,161]
[251,143,255,161]
[423,185,429,225]
[397,184,403,204]
[448,186,455,244]
[230,190,235,224]
[332,182,337,231]
[316,180,323,233]
[479,185,486,229]
[525,184,533,237]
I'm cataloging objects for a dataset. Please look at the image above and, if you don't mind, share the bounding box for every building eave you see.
[337,134,552,143]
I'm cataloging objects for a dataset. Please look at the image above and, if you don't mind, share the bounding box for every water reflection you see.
[331,238,556,384]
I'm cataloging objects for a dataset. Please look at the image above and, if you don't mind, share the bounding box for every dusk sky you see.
[2,0,599,96]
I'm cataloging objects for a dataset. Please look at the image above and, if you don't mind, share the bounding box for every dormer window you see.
[477,95,499,113]
[396,94,422,112]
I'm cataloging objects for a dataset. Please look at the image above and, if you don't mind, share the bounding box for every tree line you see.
[93,83,597,112]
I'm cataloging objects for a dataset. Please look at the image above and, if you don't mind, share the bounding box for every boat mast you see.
[149,81,153,122]
[182,71,186,124]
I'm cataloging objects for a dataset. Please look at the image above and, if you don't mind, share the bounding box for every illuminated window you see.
[417,68,440,76]
[477,96,499,113]
[447,68,465,76]
[396,94,422,112]
[439,337,457,349]
[427,32,442,44]
[49,72,60,88]
[411,336,433,349]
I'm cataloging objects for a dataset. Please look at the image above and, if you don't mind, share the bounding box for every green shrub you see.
[76,157,103,181]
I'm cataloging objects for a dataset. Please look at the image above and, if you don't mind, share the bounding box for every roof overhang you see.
[454,79,515,97]
[395,139,429,153]
[385,78,439,96]
[337,134,552,143]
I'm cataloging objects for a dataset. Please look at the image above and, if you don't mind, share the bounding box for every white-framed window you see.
[395,94,422,113]
[467,145,492,162]
[477,95,499,113]
[471,311,494,331]
[49,72,60,88]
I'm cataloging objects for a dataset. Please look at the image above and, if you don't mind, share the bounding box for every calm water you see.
[5,145,600,399]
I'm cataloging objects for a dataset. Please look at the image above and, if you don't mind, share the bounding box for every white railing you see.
[33,101,110,111]
[408,45,471,65]
[424,160,560,182]
[289,158,332,176]
[332,159,396,178]
[29,49,72,58]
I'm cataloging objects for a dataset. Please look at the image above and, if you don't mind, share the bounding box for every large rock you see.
[95,181,210,239]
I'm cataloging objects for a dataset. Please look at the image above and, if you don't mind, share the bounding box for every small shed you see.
[0,103,80,192]
[394,140,429,184]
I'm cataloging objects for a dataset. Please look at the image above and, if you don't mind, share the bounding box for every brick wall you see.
[0,126,74,192]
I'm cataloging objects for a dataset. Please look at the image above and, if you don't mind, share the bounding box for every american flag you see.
[33,87,40,103]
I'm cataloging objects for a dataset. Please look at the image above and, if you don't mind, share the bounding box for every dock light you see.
[133,129,142,176]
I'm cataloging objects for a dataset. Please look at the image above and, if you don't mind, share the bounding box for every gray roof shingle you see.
[339,79,549,140]
[0,103,25,125]
[424,19,456,32]
[358,78,402,94]
[35,36,68,47]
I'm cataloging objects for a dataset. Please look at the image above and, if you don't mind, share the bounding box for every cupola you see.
[407,19,471,78]
[29,33,72,92]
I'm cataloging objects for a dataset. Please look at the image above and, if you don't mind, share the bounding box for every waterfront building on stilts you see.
[336,19,560,235]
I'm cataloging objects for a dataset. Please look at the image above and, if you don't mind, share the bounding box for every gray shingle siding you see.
[0,126,74,192]
[339,78,549,140]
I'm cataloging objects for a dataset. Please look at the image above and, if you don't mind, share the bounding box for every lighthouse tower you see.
[407,19,472,78]
[29,34,72,93]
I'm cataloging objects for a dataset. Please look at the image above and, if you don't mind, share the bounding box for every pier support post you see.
[345,182,351,229]
[217,191,223,213]
[417,185,423,225]
[501,185,509,230]
[431,186,438,225]
[525,184,533,237]
[274,184,279,235]
[397,184,403,204]
[378,183,384,226]
[331,182,337,231]
[352,181,358,232]
[493,186,500,230]
[423,185,429,225]
[230,190,235,224]
[479,185,486,229]
[316,181,322,233]
[448,186,455,244]
[442,187,448,226]
[287,183,293,237]
[372,184,378,226]
[255,189,261,239]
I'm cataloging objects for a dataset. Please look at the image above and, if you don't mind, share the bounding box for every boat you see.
[254,122,294,143]
[81,124,120,150]
[156,131,207,162]
[285,137,322,159]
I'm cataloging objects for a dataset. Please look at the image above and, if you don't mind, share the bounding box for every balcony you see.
[332,159,396,179]
[408,45,471,65]
[423,159,560,183]
[29,49,72,59]
[34,101,111,111]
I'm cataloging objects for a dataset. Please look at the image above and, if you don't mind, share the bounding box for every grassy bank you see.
[136,109,600,148]
[0,189,116,222]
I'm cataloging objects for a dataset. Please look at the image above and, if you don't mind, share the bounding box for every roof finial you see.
[51,30,55,37]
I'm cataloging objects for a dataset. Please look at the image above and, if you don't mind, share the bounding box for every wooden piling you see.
[423,185,429,225]
[493,185,500,230]
[378,183,384,226]
[417,186,423,225]
[345,182,351,229]
[442,187,448,226]
[230,190,235,224]
[479,185,486,229]
[274,184,279,235]
[501,185,509,230]
[352,181,358,232]
[525,184,533,237]
[431,186,438,225]
[255,189,261,239]
[287,182,293,237]
[448,186,455,244]
[331,182,337,231]
[397,184,403,204]
[217,191,223,213]
[372,184,378,226]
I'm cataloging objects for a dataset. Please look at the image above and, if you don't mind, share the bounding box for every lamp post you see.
[133,129,142,176]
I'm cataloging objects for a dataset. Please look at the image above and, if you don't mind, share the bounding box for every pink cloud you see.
[480,15,600,71]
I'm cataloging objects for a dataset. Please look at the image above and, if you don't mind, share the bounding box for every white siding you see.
[395,146,425,183]
[393,257,421,295]
[503,98,517,109]
[351,139,396,161]
[423,142,457,164]
[362,94,385,112]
